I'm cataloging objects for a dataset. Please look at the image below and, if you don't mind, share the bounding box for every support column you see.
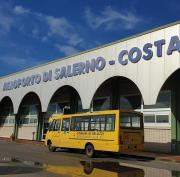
[171,87,177,153]
[112,78,120,110]
[36,112,45,141]
[171,81,180,154]
[14,114,19,139]
[70,91,77,114]
[176,81,180,154]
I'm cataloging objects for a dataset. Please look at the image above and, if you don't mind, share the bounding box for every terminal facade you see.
[0,21,180,153]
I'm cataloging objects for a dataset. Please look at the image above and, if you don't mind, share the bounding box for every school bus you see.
[45,110,144,157]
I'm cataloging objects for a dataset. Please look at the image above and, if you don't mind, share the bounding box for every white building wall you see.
[0,126,14,138]
[18,126,37,140]
[144,127,171,152]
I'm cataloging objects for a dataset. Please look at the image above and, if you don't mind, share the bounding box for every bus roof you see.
[48,110,143,121]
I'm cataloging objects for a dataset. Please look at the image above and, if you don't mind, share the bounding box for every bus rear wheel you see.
[85,144,94,158]
[48,141,56,152]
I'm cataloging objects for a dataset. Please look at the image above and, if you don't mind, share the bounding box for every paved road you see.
[0,140,179,177]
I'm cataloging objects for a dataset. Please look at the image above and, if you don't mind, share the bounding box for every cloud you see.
[68,34,83,46]
[0,56,43,68]
[0,2,83,48]
[32,28,39,39]
[0,3,14,34]
[0,4,30,34]
[11,5,84,48]
[85,6,142,30]
[46,16,72,37]
[13,5,30,15]
[41,36,48,43]
[0,13,13,33]
[45,16,83,46]
[55,44,79,56]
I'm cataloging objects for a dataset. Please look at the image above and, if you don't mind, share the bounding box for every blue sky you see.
[0,0,179,76]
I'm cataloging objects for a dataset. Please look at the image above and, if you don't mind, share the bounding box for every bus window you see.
[71,116,90,131]
[120,116,131,127]
[106,115,115,131]
[54,120,61,131]
[132,116,141,128]
[48,120,61,131]
[90,115,105,131]
[83,117,90,130]
[61,118,70,131]
[48,120,56,131]
[120,113,142,129]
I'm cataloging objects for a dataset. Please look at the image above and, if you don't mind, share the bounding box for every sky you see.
[0,0,179,76]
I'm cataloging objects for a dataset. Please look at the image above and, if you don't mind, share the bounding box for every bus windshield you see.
[120,112,142,129]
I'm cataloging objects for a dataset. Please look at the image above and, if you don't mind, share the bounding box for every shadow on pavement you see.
[0,166,42,175]
[55,148,154,162]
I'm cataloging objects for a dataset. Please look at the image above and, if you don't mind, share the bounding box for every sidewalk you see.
[120,151,180,163]
[156,155,180,163]
[14,139,44,145]
[0,137,44,145]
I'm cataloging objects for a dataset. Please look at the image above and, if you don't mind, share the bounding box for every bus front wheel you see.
[47,141,56,152]
[85,144,94,158]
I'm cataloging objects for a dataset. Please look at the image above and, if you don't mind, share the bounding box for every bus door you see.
[49,119,61,147]
[61,118,71,147]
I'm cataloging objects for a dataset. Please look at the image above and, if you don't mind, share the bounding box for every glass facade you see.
[92,97,110,111]
[143,90,171,127]
[144,91,171,109]
[144,115,156,123]
[120,95,141,110]
[0,106,15,126]
[46,102,72,117]
[19,105,39,125]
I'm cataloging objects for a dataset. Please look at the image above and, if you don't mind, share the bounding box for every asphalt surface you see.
[0,140,179,177]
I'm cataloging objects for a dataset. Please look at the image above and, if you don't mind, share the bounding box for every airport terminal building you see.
[0,21,180,154]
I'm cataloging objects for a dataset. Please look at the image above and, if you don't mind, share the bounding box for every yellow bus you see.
[45,110,144,157]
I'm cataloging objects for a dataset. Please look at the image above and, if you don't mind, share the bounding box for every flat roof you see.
[0,20,180,79]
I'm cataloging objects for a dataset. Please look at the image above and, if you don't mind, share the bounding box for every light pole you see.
[62,106,70,115]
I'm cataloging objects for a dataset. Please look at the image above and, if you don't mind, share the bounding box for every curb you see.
[14,139,44,145]
[117,150,180,163]
[0,137,44,146]
[156,157,180,163]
